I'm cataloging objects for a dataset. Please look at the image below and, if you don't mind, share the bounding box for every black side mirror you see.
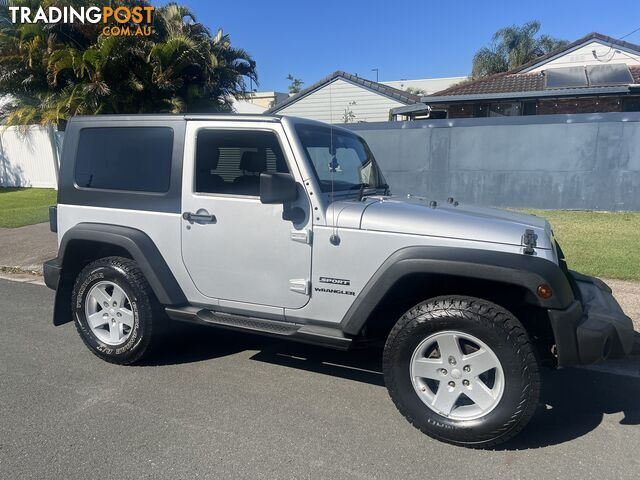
[260,173,298,204]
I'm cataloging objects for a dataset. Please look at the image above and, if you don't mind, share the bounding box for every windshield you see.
[295,124,387,193]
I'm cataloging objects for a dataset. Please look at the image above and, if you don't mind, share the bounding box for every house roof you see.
[265,71,421,114]
[424,66,640,102]
[423,32,640,103]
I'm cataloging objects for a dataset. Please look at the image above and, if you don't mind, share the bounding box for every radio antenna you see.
[329,79,340,245]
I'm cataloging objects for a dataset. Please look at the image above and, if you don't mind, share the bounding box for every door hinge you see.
[290,229,312,245]
[289,279,310,295]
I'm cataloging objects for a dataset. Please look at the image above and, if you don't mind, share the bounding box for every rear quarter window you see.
[74,127,174,193]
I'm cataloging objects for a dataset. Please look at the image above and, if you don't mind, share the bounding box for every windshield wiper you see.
[358,183,366,201]
[347,183,389,200]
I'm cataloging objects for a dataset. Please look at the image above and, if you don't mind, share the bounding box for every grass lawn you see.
[523,210,640,281]
[0,188,57,229]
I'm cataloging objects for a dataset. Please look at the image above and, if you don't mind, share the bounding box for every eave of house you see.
[392,86,632,115]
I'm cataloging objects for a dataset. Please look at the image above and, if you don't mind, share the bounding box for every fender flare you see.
[339,246,575,336]
[52,223,187,324]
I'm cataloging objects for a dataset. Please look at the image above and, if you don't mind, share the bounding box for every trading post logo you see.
[5,3,155,37]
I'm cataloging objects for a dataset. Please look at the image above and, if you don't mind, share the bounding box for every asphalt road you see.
[1,279,639,480]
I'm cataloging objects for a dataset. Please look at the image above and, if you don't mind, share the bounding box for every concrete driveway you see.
[1,279,639,480]
[0,222,56,273]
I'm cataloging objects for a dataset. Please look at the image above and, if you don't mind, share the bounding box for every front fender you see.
[339,246,574,336]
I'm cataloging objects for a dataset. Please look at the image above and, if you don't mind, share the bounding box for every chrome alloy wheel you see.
[410,331,504,421]
[84,281,135,346]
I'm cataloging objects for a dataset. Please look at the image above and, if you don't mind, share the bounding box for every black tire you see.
[383,296,540,448]
[71,256,164,365]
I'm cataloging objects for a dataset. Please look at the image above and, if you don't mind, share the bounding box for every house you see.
[265,71,424,123]
[229,96,268,114]
[392,33,640,120]
[382,76,467,95]
[243,91,289,109]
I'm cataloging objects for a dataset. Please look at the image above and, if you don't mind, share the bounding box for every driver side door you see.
[180,122,312,309]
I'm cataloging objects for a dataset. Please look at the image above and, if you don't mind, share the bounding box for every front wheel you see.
[383,296,540,448]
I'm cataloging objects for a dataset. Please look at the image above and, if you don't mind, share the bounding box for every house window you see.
[488,102,522,117]
[429,110,447,119]
[623,97,640,112]
[473,104,489,117]
[523,101,537,115]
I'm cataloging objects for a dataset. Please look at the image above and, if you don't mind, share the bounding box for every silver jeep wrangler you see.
[44,114,635,448]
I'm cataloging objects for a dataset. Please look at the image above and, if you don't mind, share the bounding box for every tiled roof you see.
[266,71,421,114]
[433,66,640,99]
[433,72,544,96]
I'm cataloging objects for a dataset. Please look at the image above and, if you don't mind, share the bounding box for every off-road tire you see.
[383,295,540,448]
[71,256,164,365]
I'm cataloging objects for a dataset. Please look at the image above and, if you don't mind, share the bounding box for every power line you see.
[619,25,640,40]
[592,26,640,62]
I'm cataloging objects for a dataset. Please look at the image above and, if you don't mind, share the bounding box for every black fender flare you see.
[339,246,575,336]
[49,223,187,325]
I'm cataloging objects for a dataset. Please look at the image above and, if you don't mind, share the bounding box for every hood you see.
[328,197,553,250]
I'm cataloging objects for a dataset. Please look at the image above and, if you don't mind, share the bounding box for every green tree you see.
[0,0,258,125]
[405,87,426,96]
[286,74,303,94]
[471,21,567,79]
[341,101,357,123]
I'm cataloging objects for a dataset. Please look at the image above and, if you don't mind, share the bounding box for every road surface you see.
[1,279,639,479]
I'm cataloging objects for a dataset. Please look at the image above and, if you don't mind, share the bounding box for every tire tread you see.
[71,256,163,365]
[383,295,540,448]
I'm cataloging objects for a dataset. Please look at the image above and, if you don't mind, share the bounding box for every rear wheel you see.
[383,296,540,448]
[71,256,163,365]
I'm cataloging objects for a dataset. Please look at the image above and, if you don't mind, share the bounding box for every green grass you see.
[0,188,57,228]
[522,210,640,281]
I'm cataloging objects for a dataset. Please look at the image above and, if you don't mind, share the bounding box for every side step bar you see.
[165,306,352,350]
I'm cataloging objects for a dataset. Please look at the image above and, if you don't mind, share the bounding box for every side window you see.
[75,127,173,192]
[195,129,289,196]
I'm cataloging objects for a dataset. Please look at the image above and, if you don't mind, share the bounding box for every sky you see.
[160,0,640,92]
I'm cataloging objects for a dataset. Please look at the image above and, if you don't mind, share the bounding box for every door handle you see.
[183,211,217,224]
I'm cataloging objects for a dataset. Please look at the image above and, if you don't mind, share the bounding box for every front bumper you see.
[548,272,635,367]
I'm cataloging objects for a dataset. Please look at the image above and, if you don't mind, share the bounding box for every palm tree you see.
[472,21,568,79]
[0,1,258,125]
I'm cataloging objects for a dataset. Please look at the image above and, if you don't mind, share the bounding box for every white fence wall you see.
[0,125,59,188]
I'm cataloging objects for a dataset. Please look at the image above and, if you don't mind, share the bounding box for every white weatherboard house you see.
[519,32,640,73]
[266,71,425,123]
[382,77,467,95]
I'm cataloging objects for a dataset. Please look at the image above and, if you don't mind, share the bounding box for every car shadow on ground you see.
[498,367,640,449]
[145,322,640,449]
[143,322,385,385]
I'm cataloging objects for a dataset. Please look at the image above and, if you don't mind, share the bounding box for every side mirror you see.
[260,173,298,204]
